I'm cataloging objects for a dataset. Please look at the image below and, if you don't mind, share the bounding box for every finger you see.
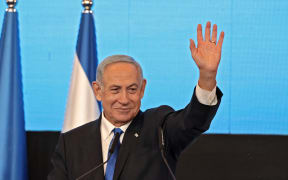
[211,24,217,43]
[197,24,203,43]
[205,21,211,42]
[217,31,225,51]
[189,39,197,58]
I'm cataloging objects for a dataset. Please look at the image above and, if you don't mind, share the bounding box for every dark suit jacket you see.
[48,88,222,180]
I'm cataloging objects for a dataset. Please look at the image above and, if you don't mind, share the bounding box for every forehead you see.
[102,62,141,85]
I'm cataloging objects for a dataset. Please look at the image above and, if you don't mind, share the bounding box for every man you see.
[48,21,224,180]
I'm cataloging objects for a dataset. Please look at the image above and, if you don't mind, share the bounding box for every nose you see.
[118,91,129,105]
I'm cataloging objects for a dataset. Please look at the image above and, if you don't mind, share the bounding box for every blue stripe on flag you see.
[0,12,28,180]
[62,12,101,132]
[76,13,98,84]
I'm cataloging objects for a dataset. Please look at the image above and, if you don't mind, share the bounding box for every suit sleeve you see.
[162,87,223,158]
[48,134,69,180]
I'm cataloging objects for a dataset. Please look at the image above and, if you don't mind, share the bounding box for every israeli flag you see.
[62,12,100,133]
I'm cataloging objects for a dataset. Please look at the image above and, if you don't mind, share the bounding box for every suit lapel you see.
[90,117,105,180]
[113,111,144,180]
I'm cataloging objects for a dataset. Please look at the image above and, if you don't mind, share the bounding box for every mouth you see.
[114,108,132,112]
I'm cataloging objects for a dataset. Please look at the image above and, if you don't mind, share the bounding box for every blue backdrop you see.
[0,0,287,134]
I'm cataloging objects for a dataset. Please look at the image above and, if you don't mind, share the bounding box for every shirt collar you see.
[101,111,132,141]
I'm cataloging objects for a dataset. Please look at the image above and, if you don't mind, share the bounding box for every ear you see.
[140,79,147,99]
[92,81,102,101]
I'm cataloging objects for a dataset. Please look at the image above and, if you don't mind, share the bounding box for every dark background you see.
[27,132,288,180]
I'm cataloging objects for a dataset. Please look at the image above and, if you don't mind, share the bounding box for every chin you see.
[113,119,132,126]
[117,116,133,123]
[115,111,131,118]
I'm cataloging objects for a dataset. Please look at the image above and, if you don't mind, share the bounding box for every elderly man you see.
[49,21,224,180]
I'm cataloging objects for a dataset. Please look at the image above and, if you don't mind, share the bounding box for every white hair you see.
[96,55,144,86]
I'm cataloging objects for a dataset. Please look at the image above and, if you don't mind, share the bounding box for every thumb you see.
[189,39,197,58]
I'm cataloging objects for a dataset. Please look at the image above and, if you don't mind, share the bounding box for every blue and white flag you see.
[0,10,28,180]
[62,12,100,133]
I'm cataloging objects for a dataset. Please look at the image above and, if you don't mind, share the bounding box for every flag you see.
[62,12,100,133]
[0,10,28,180]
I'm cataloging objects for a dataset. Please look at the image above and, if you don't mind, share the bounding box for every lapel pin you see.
[134,133,139,137]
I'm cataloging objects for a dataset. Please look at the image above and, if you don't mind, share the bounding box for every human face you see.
[93,62,146,127]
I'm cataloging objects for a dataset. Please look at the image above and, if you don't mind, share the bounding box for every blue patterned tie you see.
[105,128,123,180]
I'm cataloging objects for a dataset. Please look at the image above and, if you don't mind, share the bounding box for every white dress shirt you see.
[100,113,131,174]
[195,83,217,105]
[100,84,217,173]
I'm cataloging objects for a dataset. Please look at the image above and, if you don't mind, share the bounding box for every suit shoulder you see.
[62,120,99,139]
[145,105,175,114]
[143,105,175,125]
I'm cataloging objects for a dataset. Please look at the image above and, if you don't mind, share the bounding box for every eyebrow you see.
[108,83,138,87]
[127,83,138,88]
[109,85,121,89]
[108,83,138,89]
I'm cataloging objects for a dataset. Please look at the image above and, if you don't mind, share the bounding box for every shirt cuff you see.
[195,83,218,106]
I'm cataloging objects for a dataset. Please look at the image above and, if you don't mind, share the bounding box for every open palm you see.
[190,21,224,75]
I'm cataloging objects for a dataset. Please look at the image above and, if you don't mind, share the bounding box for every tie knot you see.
[113,128,123,135]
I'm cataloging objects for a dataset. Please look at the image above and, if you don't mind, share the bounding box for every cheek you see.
[130,94,142,105]
[102,94,117,106]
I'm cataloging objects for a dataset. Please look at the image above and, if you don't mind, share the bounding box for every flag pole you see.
[82,0,93,13]
[6,0,17,12]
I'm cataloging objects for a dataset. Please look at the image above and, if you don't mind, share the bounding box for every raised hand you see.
[190,21,224,91]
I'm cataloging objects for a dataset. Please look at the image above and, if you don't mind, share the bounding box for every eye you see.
[128,87,137,94]
[110,87,120,94]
